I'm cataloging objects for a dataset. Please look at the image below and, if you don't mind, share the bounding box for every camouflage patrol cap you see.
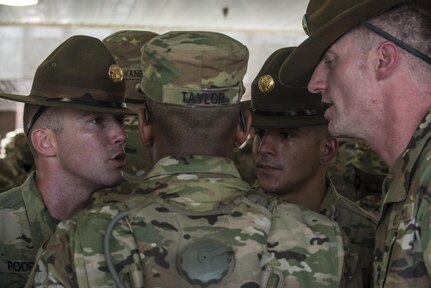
[103,30,158,108]
[279,0,424,87]
[140,31,249,107]
[0,35,128,134]
[251,47,327,128]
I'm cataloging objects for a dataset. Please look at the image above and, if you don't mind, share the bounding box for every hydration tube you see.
[104,211,129,288]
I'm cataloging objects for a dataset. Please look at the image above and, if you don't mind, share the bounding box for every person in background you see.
[0,130,34,193]
[251,46,376,287]
[0,35,128,287]
[93,30,158,202]
[31,31,346,288]
[281,0,431,286]
[352,141,388,219]
[103,30,158,177]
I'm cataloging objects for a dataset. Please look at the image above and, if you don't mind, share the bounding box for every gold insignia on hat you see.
[108,64,124,83]
[302,14,310,36]
[258,74,275,94]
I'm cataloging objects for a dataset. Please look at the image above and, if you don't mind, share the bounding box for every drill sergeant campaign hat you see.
[0,35,128,134]
[251,47,327,128]
[103,30,158,110]
[140,31,249,107]
[279,0,431,87]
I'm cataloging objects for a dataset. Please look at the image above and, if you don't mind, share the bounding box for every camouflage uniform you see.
[32,155,345,287]
[328,139,388,219]
[319,177,376,287]
[251,176,376,287]
[373,111,431,287]
[0,130,34,193]
[0,35,129,287]
[31,31,346,287]
[327,138,358,201]
[250,47,375,287]
[352,141,387,217]
[233,134,256,186]
[0,172,58,287]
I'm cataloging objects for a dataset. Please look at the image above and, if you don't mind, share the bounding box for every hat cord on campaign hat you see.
[361,20,431,65]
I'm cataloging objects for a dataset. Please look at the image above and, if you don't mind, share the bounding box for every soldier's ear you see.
[320,136,338,166]
[376,41,399,81]
[138,105,153,146]
[29,128,57,157]
[235,109,251,147]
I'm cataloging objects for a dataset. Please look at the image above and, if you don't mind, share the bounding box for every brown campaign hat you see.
[0,35,128,117]
[251,47,327,128]
[279,0,414,87]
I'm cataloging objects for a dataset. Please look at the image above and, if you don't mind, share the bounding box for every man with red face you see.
[280,0,431,286]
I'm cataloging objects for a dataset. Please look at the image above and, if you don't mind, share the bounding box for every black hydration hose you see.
[104,211,130,288]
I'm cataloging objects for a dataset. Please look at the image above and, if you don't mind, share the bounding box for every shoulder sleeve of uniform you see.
[30,219,79,286]
[263,202,345,287]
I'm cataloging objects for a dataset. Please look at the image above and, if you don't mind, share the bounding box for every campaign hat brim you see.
[0,92,131,114]
[279,0,409,87]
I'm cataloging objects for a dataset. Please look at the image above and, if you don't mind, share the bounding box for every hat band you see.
[46,96,127,108]
[25,105,48,135]
[361,21,431,65]
[125,98,146,104]
[251,108,324,117]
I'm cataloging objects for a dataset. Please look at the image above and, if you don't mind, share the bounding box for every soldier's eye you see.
[89,117,103,125]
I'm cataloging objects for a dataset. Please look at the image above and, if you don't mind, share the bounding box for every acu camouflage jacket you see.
[31,155,345,287]
[320,178,376,288]
[0,172,58,288]
[374,110,431,287]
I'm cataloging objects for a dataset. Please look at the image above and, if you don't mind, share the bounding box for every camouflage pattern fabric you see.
[0,130,35,193]
[0,172,58,287]
[373,110,431,287]
[319,177,376,288]
[328,138,387,218]
[140,31,248,106]
[0,158,21,193]
[252,177,376,287]
[327,138,359,201]
[356,194,381,220]
[31,155,345,287]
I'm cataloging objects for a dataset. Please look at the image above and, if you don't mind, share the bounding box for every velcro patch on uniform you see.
[0,259,34,274]
[388,203,415,230]
[162,86,240,106]
[123,68,143,80]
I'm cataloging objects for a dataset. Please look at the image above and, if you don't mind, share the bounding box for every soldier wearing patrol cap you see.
[32,31,346,288]
[282,0,431,286]
[103,30,157,176]
[0,35,128,287]
[92,30,158,203]
[251,46,376,288]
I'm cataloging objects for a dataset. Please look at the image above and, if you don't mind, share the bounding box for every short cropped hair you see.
[23,104,65,157]
[146,98,240,150]
[353,4,431,75]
